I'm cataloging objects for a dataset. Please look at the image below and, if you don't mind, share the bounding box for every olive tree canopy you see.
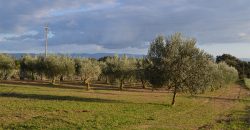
[105,55,136,90]
[0,54,15,80]
[147,33,212,105]
[75,58,101,90]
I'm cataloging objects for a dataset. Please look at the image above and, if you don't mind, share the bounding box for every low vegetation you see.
[0,33,249,129]
[0,82,249,129]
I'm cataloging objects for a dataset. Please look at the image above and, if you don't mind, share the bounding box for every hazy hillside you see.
[240,58,250,62]
[7,53,145,59]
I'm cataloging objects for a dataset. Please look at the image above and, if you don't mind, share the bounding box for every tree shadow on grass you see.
[146,102,172,107]
[0,92,123,103]
[0,80,171,94]
[0,80,85,90]
[0,92,173,107]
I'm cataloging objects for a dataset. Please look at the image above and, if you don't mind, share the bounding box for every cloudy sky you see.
[0,0,250,58]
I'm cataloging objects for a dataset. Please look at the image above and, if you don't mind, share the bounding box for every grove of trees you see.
[0,33,240,105]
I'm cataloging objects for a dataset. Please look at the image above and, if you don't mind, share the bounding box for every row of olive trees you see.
[0,33,239,105]
[0,55,100,88]
[145,33,238,105]
[19,55,75,83]
[18,55,102,87]
[0,54,140,90]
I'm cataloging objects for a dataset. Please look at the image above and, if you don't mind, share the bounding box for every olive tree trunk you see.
[86,83,90,91]
[171,87,177,105]
[85,78,91,91]
[119,79,124,90]
[52,77,56,84]
[141,78,146,89]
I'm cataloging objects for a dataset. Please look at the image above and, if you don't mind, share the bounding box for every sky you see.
[0,0,250,58]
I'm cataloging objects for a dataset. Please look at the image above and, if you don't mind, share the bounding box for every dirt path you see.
[130,84,250,130]
[197,85,250,129]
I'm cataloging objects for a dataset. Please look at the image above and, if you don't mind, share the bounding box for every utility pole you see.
[44,24,49,57]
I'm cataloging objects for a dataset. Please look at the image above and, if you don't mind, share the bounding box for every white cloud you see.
[0,31,39,42]
[238,32,250,41]
[238,33,247,37]
[1,0,250,57]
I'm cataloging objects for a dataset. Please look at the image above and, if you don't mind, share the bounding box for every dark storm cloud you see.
[0,0,250,53]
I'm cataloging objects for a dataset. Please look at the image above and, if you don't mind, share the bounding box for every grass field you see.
[0,81,249,130]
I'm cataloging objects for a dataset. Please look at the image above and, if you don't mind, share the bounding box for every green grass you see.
[0,83,249,130]
[213,109,250,130]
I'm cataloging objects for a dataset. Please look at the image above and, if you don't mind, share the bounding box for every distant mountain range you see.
[240,58,250,62]
[7,53,145,59]
[4,53,250,61]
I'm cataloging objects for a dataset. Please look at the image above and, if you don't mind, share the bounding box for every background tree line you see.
[0,33,239,105]
[216,54,250,79]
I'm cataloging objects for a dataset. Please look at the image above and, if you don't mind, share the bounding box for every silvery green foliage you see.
[147,33,238,105]
[216,54,246,78]
[0,54,15,80]
[43,55,75,83]
[59,56,75,79]
[147,33,212,92]
[43,55,63,83]
[75,58,101,89]
[20,55,38,80]
[105,55,136,90]
[207,62,238,91]
[218,62,238,84]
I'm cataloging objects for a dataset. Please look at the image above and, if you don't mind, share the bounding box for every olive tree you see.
[217,62,238,85]
[36,56,46,80]
[59,56,75,81]
[147,33,212,105]
[43,55,63,84]
[43,55,75,84]
[75,58,101,90]
[98,61,110,83]
[0,54,15,80]
[135,58,150,89]
[105,55,136,90]
[206,61,238,91]
[19,55,38,80]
